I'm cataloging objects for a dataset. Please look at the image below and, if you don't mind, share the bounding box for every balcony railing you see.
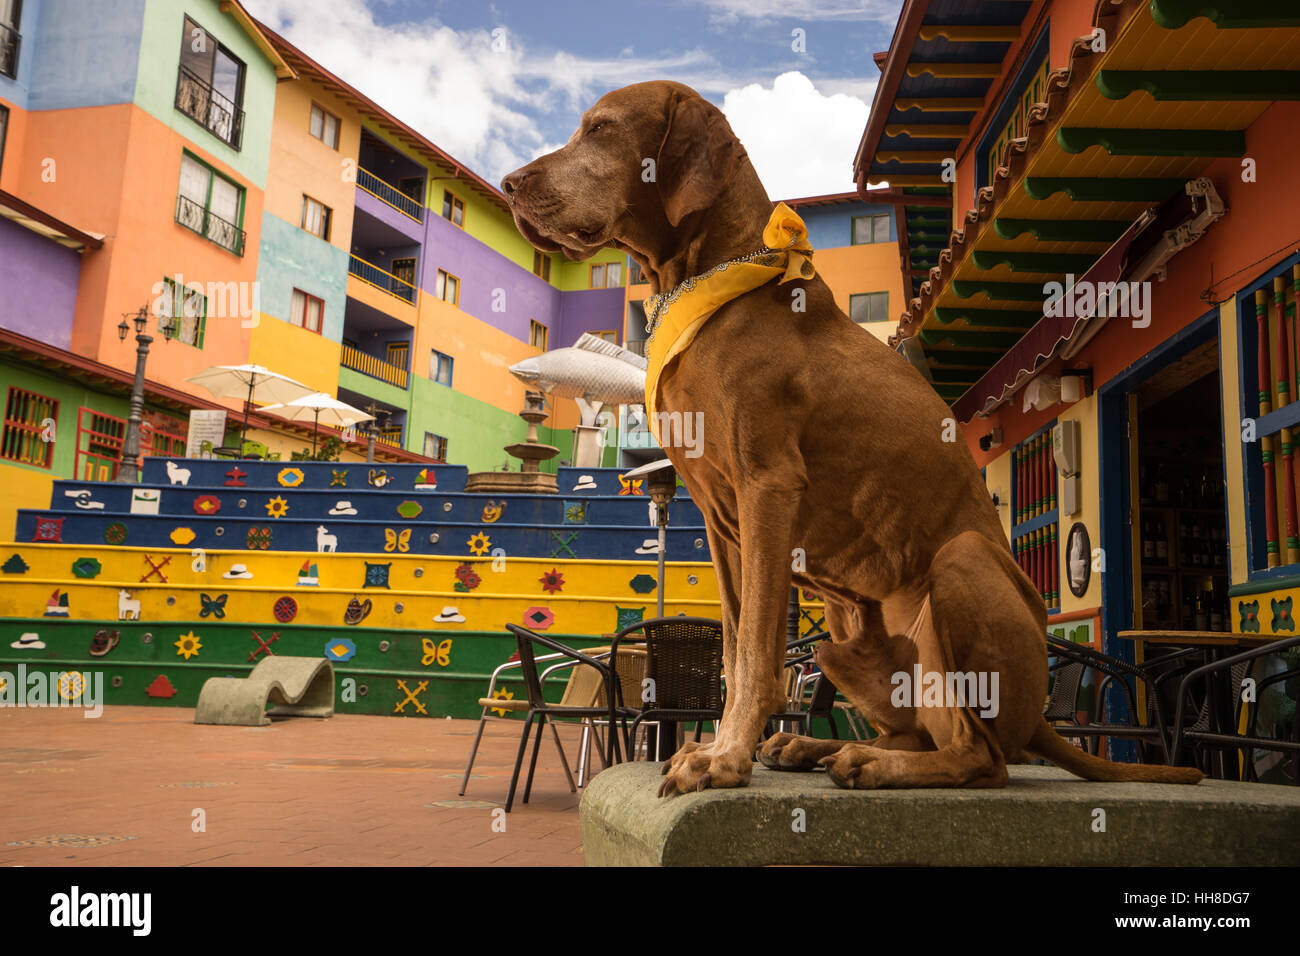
[357,167,424,222]
[624,339,648,357]
[349,254,417,305]
[341,344,409,389]
[174,64,244,150]
[0,23,19,79]
[175,194,246,256]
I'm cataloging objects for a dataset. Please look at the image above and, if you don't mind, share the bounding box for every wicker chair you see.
[607,616,724,762]
[767,631,867,740]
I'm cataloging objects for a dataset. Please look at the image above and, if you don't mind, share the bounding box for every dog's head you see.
[501,81,748,262]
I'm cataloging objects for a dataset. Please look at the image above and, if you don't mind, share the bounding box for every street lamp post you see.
[114,306,169,484]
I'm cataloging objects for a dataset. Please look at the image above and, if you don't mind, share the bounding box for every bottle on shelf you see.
[1142,519,1155,562]
[1155,518,1168,564]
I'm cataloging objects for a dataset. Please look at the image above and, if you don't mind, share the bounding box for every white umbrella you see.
[186,364,317,447]
[261,393,374,455]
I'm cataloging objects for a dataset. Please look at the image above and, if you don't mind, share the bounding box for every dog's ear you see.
[656,92,745,227]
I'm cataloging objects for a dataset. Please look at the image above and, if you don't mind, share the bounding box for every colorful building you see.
[0,0,631,536]
[853,0,1300,693]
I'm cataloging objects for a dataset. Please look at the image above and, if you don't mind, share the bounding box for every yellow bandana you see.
[643,203,815,440]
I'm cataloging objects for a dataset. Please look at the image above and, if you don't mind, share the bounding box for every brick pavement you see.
[0,706,602,866]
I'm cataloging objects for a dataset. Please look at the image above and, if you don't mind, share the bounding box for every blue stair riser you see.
[46,482,705,526]
[136,460,693,500]
[16,512,713,561]
[137,459,467,491]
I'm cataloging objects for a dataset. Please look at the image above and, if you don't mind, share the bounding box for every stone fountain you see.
[465,391,560,494]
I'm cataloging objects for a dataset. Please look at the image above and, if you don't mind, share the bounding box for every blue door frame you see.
[1096,307,1221,757]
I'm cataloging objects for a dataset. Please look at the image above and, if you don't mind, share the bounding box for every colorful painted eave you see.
[254,21,510,214]
[0,190,104,253]
[217,0,297,80]
[872,0,1300,405]
[0,329,431,464]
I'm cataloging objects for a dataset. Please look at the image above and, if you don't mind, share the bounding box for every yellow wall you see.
[1218,297,1248,584]
[1057,393,1102,613]
[0,463,55,544]
[247,312,344,397]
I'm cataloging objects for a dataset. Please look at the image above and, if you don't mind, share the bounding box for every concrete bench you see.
[195,656,335,727]
[579,763,1300,866]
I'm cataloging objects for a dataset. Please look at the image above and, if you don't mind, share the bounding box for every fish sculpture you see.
[509,333,647,404]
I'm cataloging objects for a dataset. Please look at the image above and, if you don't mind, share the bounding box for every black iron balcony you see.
[0,23,19,79]
[175,194,246,256]
[174,64,244,150]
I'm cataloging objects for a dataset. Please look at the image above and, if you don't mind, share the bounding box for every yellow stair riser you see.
[0,542,721,600]
[1,579,724,632]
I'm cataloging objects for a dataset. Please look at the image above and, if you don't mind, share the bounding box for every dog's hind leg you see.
[816,532,1027,789]
[758,595,929,771]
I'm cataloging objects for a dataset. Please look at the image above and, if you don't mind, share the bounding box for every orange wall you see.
[10,102,266,417]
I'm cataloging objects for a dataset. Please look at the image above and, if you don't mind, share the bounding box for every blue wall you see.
[256,211,350,343]
[797,201,895,251]
[19,0,146,112]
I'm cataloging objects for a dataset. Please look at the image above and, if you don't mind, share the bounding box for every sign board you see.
[186,410,228,457]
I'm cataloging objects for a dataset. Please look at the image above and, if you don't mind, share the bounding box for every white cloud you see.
[693,0,901,26]
[721,72,872,200]
[243,0,875,193]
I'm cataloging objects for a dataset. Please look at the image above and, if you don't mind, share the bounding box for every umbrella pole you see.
[240,376,254,450]
[312,410,320,457]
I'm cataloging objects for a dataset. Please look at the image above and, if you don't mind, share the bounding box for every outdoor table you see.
[1117,630,1279,777]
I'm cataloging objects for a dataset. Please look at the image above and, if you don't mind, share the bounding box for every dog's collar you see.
[644,245,797,339]
[642,203,816,441]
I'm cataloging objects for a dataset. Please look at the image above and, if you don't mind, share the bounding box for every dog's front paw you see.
[658,743,752,796]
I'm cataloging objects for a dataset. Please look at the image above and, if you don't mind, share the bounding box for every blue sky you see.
[243,0,904,198]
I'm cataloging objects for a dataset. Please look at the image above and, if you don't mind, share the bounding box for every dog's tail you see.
[1025,718,1203,784]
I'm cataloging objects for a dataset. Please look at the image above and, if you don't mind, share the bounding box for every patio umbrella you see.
[186,364,317,448]
[261,393,374,455]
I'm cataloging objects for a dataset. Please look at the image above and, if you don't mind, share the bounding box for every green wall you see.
[133,0,279,188]
[256,212,350,342]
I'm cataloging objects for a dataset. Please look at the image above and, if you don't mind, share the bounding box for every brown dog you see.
[501,81,1202,793]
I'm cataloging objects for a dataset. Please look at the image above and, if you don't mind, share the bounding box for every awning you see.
[947,184,1205,422]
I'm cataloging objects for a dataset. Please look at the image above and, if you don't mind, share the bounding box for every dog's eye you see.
[587,122,604,135]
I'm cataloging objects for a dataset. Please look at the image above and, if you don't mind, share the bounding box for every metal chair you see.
[767,631,864,739]
[1045,634,1201,762]
[1169,635,1300,780]
[486,627,622,811]
[607,616,724,763]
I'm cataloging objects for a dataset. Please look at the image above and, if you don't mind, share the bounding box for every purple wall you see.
[0,216,82,349]
[421,210,563,343]
[557,287,627,348]
[353,186,424,245]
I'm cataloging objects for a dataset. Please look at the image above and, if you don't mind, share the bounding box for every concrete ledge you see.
[579,763,1300,866]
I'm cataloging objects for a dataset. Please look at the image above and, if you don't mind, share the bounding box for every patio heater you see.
[622,457,678,616]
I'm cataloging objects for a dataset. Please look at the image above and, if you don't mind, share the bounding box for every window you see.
[175,15,246,149]
[593,330,617,343]
[0,104,8,178]
[1011,425,1060,610]
[2,385,57,468]
[441,190,464,227]
[424,432,447,460]
[589,262,624,289]
[435,269,459,305]
[74,408,124,481]
[175,153,245,255]
[533,250,551,282]
[852,213,890,245]
[849,292,889,325]
[628,259,645,284]
[290,288,324,334]
[309,103,340,149]
[157,276,207,348]
[301,195,332,240]
[1,0,22,80]
[530,320,548,350]
[430,350,453,386]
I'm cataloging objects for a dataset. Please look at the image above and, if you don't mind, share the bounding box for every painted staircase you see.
[0,459,808,718]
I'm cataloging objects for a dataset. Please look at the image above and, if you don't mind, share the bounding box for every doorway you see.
[1129,338,1229,632]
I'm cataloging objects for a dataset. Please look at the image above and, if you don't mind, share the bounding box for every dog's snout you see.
[501,168,531,201]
